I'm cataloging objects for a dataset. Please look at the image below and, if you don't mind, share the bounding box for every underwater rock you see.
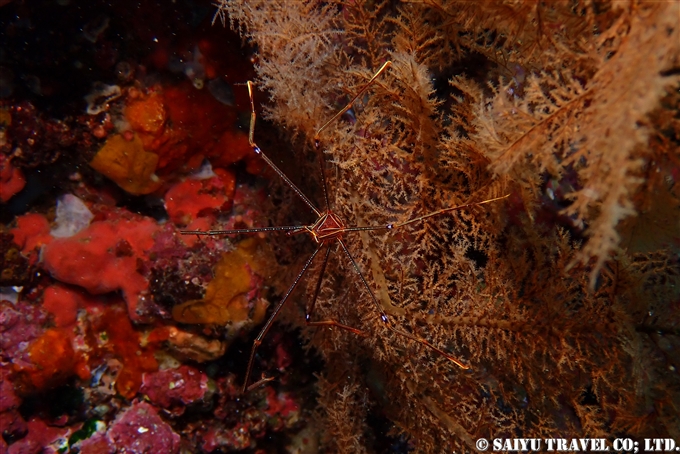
[0,376,27,447]
[90,133,161,195]
[6,101,97,172]
[4,289,160,401]
[107,401,180,454]
[6,417,71,454]
[171,238,270,327]
[0,154,26,203]
[124,91,166,135]
[0,299,47,366]
[164,326,226,363]
[164,167,236,225]
[41,284,83,328]
[201,422,253,452]
[208,127,259,174]
[203,379,302,452]
[9,213,52,255]
[0,2,324,452]
[140,365,212,414]
[77,431,114,454]
[125,83,259,176]
[41,216,158,322]
[83,301,159,399]
[50,194,94,238]
[0,232,32,287]
[12,328,77,396]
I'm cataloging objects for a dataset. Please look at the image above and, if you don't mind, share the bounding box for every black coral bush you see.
[215,1,680,452]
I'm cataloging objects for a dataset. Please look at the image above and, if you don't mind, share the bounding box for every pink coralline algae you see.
[72,401,181,454]
[0,299,48,369]
[6,418,71,454]
[106,401,181,454]
[77,432,115,454]
[0,377,27,452]
[201,377,302,452]
[140,365,212,414]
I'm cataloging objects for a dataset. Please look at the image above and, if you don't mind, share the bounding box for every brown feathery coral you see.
[214,1,680,452]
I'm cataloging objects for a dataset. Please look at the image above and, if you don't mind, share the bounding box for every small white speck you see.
[138,426,149,433]
[546,187,555,200]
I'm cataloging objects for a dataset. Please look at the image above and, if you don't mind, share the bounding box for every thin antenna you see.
[313,61,393,143]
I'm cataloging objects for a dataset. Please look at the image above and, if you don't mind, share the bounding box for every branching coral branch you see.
[472,1,680,284]
[213,1,680,451]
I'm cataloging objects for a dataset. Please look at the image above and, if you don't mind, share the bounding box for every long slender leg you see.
[337,239,469,369]
[316,145,332,213]
[308,244,332,319]
[305,243,364,335]
[182,195,510,237]
[181,225,304,235]
[242,244,324,393]
[246,81,321,217]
